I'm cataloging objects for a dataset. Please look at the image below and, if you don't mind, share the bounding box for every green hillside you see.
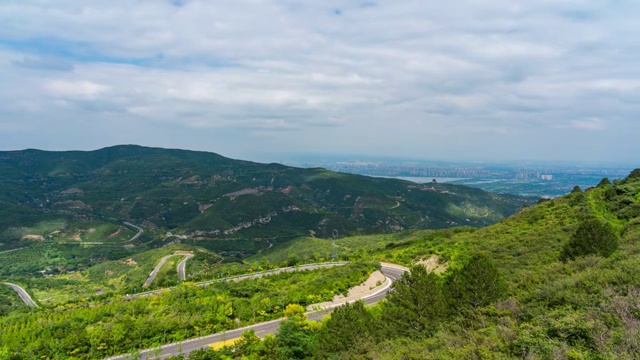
[186,169,640,360]
[0,145,535,253]
[0,167,638,359]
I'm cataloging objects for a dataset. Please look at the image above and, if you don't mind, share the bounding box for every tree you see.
[275,304,317,359]
[315,301,375,357]
[232,330,264,358]
[572,186,582,193]
[283,304,305,318]
[560,219,618,262]
[598,178,611,187]
[381,265,448,338]
[627,169,640,179]
[446,254,504,309]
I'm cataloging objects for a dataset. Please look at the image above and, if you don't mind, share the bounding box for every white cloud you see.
[44,80,107,99]
[0,0,638,162]
[570,118,607,130]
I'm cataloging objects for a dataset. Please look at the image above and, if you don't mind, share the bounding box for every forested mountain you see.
[0,145,534,251]
[1,165,638,359]
[196,169,639,360]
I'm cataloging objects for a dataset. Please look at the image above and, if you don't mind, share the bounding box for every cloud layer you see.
[1,0,638,162]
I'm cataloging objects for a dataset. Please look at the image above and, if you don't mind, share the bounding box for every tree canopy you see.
[560,218,619,261]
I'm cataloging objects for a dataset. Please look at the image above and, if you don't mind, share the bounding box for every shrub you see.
[446,254,505,309]
[598,178,611,187]
[381,265,448,338]
[560,219,618,262]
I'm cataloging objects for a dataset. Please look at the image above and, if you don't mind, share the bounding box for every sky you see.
[0,0,639,164]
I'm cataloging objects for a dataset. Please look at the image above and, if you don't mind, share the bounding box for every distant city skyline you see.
[1,1,639,164]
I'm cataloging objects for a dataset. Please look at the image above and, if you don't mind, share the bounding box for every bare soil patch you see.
[307,270,386,310]
[107,228,122,239]
[21,234,45,241]
[416,255,448,274]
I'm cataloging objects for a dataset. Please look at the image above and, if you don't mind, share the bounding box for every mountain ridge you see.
[0,145,536,252]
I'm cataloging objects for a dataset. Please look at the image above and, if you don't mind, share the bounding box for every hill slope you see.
[245,169,640,359]
[0,145,535,250]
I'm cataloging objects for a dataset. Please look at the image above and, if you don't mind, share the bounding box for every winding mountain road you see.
[107,263,408,360]
[177,254,194,281]
[143,255,181,288]
[134,262,348,298]
[123,222,144,242]
[0,247,28,255]
[2,282,38,308]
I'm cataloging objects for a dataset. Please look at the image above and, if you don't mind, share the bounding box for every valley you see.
[2,1,638,359]
[0,146,638,359]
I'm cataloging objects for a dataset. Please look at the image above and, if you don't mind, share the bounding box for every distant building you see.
[540,174,553,181]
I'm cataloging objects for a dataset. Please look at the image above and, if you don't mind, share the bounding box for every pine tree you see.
[598,178,612,187]
[315,300,374,357]
[446,254,504,309]
[381,265,448,338]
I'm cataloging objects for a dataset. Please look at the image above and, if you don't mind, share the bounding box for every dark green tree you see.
[598,178,611,187]
[560,219,618,261]
[446,254,504,309]
[381,265,448,338]
[627,169,640,179]
[275,318,315,359]
[572,186,583,193]
[315,300,375,358]
[275,306,317,359]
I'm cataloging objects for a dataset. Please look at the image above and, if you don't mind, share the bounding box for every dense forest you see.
[0,145,534,253]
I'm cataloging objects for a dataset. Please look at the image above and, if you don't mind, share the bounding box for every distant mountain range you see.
[0,145,536,250]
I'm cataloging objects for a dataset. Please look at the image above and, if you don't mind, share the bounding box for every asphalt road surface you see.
[2,282,38,307]
[106,263,408,360]
[143,255,181,288]
[133,262,348,298]
[177,254,194,281]
[123,222,144,242]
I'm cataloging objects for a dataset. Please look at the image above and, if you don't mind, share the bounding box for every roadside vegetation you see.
[174,169,640,359]
[1,149,638,359]
[0,262,377,359]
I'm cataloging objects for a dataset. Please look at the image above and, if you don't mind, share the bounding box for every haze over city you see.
[1,0,639,163]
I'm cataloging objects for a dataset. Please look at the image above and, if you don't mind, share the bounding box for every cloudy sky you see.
[1,0,638,163]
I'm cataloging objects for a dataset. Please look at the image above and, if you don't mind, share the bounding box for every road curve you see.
[123,222,144,242]
[177,254,194,281]
[106,263,408,360]
[143,255,181,288]
[133,262,348,298]
[2,282,38,308]
[0,247,28,255]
